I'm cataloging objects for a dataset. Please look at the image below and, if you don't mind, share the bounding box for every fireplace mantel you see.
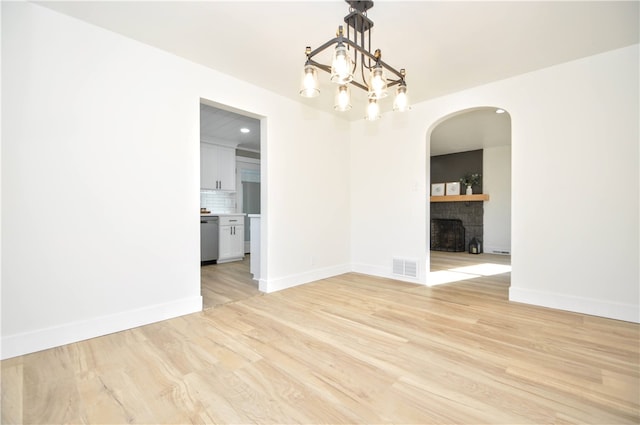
[430,194,489,203]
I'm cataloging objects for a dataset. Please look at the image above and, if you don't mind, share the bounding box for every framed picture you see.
[445,182,460,195]
[431,183,445,196]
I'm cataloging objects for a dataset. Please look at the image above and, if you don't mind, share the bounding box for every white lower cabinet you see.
[218,215,244,263]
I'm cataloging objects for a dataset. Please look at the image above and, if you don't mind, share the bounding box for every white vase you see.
[466,185,473,195]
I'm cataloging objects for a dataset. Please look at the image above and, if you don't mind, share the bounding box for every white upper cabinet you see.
[200,144,236,191]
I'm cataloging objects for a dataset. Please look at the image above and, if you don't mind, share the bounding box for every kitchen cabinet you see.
[200,143,236,191]
[218,215,244,263]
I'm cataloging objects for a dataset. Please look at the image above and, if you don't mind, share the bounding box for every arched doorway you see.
[427,107,512,281]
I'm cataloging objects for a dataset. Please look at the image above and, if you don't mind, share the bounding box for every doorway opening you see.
[427,107,512,284]
[199,99,264,309]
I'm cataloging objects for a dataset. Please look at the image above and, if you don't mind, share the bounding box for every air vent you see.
[393,258,418,278]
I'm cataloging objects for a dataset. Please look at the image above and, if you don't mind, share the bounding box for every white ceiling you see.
[200,103,261,151]
[37,1,638,154]
[431,108,511,156]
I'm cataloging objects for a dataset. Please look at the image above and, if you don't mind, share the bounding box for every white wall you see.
[483,145,512,254]
[351,45,639,323]
[508,45,639,322]
[261,103,352,292]
[1,2,351,358]
[350,112,429,282]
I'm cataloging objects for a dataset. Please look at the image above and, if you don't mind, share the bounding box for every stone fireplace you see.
[430,149,484,253]
[430,201,483,252]
[430,218,465,252]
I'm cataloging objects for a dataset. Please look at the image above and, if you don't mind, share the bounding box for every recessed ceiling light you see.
[240,128,250,133]
[495,109,505,114]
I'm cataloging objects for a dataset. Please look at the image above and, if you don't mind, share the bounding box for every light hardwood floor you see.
[201,256,261,309]
[2,253,639,424]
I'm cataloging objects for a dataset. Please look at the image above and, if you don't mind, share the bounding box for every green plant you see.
[460,173,481,187]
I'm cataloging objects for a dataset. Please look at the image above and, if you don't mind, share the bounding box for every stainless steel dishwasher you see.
[200,216,219,262]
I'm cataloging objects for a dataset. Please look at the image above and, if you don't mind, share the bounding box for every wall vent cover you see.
[393,258,418,278]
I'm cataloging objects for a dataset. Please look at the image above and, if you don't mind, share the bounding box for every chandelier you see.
[299,0,409,120]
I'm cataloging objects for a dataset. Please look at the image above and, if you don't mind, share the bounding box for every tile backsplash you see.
[200,190,236,213]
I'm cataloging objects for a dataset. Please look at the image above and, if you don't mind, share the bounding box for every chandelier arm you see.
[377,59,405,80]
[308,57,368,91]
[307,59,331,74]
[305,37,341,59]
[367,24,372,69]
[341,38,378,65]
[360,53,369,88]
[347,20,358,77]
[351,51,358,76]
[342,39,405,79]
[386,79,403,88]
[306,38,405,81]
[347,80,368,92]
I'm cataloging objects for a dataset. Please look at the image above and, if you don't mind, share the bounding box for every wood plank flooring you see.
[2,253,639,424]
[201,256,261,309]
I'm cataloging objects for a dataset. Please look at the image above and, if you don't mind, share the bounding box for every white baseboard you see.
[260,263,351,293]
[483,244,511,255]
[1,296,202,360]
[258,262,425,293]
[509,287,639,323]
[351,262,425,285]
